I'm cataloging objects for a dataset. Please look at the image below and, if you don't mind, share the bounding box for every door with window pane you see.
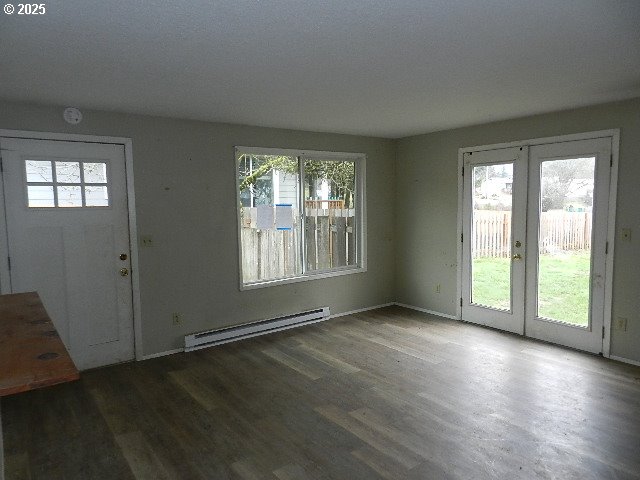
[461,147,528,334]
[0,137,134,370]
[462,137,612,354]
[525,138,611,353]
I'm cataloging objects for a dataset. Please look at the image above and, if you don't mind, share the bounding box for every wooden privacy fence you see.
[241,207,355,283]
[473,210,592,258]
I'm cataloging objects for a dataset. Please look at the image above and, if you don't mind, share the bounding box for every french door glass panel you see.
[537,156,596,327]
[471,163,513,311]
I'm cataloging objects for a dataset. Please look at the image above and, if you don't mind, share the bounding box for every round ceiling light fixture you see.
[63,107,83,125]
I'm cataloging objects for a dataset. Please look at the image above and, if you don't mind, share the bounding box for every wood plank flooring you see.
[2,306,640,479]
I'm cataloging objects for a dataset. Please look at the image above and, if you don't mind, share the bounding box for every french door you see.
[461,136,613,354]
[461,146,527,334]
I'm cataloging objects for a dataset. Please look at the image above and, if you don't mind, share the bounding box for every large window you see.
[236,147,366,288]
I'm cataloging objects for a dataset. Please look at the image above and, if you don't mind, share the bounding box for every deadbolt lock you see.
[119,253,128,261]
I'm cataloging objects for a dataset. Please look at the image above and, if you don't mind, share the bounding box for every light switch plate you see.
[614,317,628,331]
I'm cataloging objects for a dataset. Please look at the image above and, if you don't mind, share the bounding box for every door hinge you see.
[602,326,605,338]
[460,297,463,307]
[460,233,463,243]
[605,241,609,254]
[461,165,464,177]
[7,256,10,270]
[0,156,3,172]
[610,155,613,168]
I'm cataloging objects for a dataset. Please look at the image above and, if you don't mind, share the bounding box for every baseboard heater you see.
[184,306,330,352]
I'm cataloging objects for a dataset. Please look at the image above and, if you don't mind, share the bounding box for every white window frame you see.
[236,146,367,290]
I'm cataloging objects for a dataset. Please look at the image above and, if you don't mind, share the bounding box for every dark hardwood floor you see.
[3,306,640,479]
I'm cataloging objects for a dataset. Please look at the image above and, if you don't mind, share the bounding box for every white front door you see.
[0,137,134,370]
[462,136,613,354]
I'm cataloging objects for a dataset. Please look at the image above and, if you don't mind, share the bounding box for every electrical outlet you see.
[172,312,183,326]
[435,283,441,294]
[614,317,627,332]
[141,235,155,247]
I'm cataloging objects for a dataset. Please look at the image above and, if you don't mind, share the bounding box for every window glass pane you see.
[57,186,82,207]
[470,163,513,311]
[304,159,356,271]
[56,162,81,183]
[27,185,55,207]
[25,160,53,182]
[537,157,595,326]
[237,154,301,283]
[238,155,252,207]
[238,155,276,207]
[83,163,108,183]
[85,186,109,206]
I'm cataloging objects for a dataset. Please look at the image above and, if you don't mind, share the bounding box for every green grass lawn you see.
[472,252,591,326]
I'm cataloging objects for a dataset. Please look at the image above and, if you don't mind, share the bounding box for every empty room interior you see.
[1,1,640,479]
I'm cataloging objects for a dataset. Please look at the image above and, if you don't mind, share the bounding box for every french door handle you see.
[512,254,523,260]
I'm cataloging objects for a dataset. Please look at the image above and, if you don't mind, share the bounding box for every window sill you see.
[240,265,367,291]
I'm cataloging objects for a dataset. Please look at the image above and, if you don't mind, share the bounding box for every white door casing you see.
[0,137,135,370]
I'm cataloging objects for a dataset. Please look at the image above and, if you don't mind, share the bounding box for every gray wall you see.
[396,98,640,362]
[2,98,638,363]
[0,101,396,356]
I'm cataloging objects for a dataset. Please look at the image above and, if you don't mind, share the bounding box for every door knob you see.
[119,268,129,276]
[512,254,522,260]
[119,253,128,261]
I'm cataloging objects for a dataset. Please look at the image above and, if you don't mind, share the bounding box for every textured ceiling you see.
[1,0,639,138]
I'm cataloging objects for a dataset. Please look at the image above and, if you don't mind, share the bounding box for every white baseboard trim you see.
[142,348,184,360]
[330,303,395,319]
[609,355,640,367]
[394,302,459,320]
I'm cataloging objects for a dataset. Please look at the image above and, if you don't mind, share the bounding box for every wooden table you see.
[0,292,79,480]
